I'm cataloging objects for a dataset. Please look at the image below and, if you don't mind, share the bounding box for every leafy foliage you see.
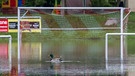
[91,0,111,7]
[24,0,56,7]
[25,0,35,6]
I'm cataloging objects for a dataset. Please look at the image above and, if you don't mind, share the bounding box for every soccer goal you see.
[105,9,131,62]
[0,35,12,72]
[17,7,130,34]
[17,7,130,61]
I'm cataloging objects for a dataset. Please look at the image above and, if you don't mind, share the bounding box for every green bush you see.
[91,0,111,7]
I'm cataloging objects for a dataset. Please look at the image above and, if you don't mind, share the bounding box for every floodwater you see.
[0,39,135,76]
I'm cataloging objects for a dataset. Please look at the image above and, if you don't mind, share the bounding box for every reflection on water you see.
[21,42,41,63]
[0,39,135,76]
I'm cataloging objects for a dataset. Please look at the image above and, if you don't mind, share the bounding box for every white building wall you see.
[128,0,135,12]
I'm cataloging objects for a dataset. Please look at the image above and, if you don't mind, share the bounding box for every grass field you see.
[0,12,134,42]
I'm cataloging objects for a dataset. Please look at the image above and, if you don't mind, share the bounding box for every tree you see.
[24,0,60,7]
[35,0,46,7]
[25,0,47,7]
[25,0,35,6]
[91,0,111,7]
[43,0,55,7]
[0,0,2,8]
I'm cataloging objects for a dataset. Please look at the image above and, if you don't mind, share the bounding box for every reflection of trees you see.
[20,42,41,63]
[10,66,17,76]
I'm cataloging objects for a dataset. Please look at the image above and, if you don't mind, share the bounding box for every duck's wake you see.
[45,60,80,63]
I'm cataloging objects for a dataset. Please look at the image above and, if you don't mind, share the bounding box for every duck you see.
[50,54,62,63]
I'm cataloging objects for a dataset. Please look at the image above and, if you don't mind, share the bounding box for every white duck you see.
[50,54,62,63]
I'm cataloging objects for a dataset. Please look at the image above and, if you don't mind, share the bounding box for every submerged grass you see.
[0,12,135,55]
[0,29,120,42]
[0,12,133,41]
[126,12,135,55]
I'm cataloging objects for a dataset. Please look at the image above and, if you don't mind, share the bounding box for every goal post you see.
[105,8,131,61]
[0,35,12,71]
[105,33,135,71]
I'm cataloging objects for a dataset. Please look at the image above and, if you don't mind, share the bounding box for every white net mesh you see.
[17,7,130,39]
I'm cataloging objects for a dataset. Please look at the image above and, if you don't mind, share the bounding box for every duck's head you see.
[50,54,54,60]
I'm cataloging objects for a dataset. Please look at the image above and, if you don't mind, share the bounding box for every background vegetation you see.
[23,0,60,7]
[0,0,121,7]
[24,0,118,7]
[91,0,111,7]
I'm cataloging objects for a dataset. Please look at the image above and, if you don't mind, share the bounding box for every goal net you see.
[17,7,130,59]
[18,7,130,32]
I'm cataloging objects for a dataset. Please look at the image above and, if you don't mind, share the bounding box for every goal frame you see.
[0,35,12,71]
[17,6,127,64]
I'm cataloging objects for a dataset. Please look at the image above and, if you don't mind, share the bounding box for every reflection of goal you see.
[0,35,12,72]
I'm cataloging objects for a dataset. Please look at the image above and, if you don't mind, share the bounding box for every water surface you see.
[0,39,135,76]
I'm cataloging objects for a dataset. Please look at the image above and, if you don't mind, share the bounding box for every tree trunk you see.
[61,0,65,15]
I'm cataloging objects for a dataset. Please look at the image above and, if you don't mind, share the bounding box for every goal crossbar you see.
[18,7,124,10]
